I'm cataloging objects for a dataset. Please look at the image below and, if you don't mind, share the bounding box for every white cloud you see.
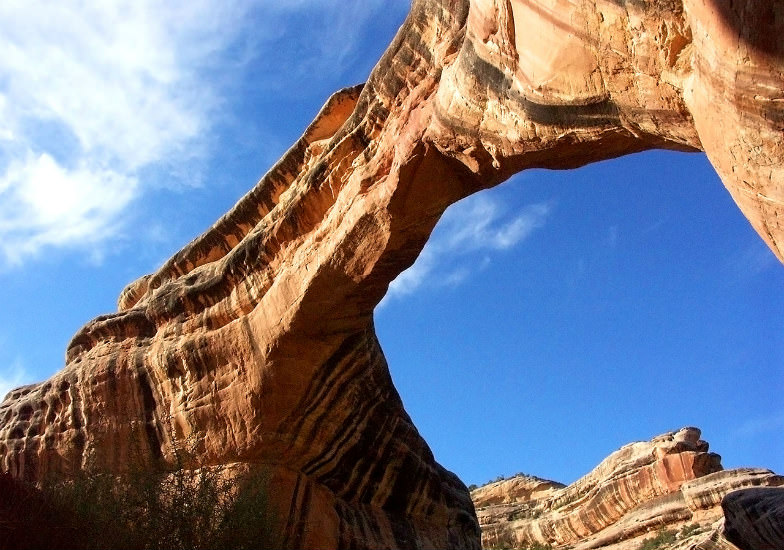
[386,247,437,298]
[0,0,252,266]
[444,197,550,252]
[0,153,138,264]
[443,267,471,287]
[382,194,552,305]
[0,0,408,267]
[0,1,231,168]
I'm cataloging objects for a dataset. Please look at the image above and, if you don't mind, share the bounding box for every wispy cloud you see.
[0,153,138,264]
[0,359,27,401]
[0,0,258,266]
[732,412,784,439]
[0,1,407,268]
[726,239,780,280]
[381,194,552,305]
[237,1,406,94]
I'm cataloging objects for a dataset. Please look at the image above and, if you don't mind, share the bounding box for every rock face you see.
[722,487,784,550]
[1,0,782,548]
[474,428,784,550]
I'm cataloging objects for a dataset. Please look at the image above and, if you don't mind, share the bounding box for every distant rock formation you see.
[474,428,784,550]
[1,0,782,548]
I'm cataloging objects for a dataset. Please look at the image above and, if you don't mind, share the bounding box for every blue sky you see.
[1,1,781,487]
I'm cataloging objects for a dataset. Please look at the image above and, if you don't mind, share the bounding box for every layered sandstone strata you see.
[1,0,782,548]
[474,428,784,550]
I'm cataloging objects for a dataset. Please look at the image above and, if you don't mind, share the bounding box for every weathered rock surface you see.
[473,475,565,509]
[722,487,784,550]
[1,0,782,548]
[474,428,784,550]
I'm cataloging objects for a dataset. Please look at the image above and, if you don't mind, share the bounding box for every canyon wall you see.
[474,428,784,549]
[1,0,782,548]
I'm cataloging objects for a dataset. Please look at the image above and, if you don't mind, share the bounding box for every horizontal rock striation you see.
[474,428,784,550]
[1,0,783,548]
[472,475,565,508]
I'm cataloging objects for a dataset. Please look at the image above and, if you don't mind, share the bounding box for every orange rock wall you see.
[475,429,784,550]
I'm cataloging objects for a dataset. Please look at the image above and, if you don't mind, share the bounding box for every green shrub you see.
[638,528,677,550]
[679,523,704,538]
[484,535,553,550]
[38,464,278,550]
[2,418,280,550]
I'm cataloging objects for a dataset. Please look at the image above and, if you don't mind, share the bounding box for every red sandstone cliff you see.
[474,428,784,550]
[1,0,782,548]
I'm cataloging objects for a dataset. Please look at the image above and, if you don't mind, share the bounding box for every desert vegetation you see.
[0,457,278,550]
[637,528,677,550]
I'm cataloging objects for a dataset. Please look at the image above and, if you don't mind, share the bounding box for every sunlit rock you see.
[474,428,784,549]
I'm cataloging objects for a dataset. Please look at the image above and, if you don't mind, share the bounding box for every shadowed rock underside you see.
[1,0,782,548]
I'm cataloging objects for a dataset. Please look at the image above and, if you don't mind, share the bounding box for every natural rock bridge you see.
[1,0,782,548]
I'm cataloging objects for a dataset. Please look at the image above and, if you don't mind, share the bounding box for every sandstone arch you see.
[1,0,781,548]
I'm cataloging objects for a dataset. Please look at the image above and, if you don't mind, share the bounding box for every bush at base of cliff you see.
[484,533,555,550]
[638,529,677,550]
[0,465,279,550]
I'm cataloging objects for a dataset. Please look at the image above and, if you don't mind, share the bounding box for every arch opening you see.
[375,149,784,488]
